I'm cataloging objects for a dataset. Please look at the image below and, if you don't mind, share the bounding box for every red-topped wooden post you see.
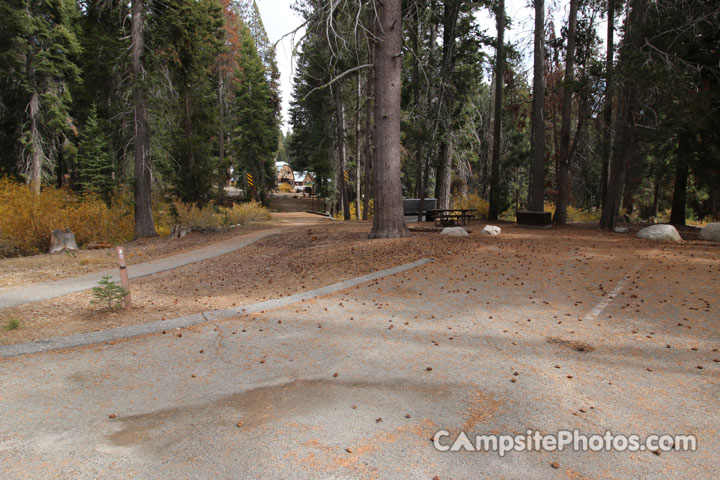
[116,246,131,309]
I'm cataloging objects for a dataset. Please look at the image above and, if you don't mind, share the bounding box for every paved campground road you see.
[1,226,718,479]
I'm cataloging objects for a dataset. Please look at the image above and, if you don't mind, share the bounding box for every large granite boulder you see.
[481,225,501,236]
[699,223,720,242]
[440,227,469,237]
[636,224,682,242]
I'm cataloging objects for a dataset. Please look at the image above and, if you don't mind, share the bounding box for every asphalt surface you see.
[1,233,718,479]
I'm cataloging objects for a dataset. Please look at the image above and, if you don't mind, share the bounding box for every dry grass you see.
[174,200,271,230]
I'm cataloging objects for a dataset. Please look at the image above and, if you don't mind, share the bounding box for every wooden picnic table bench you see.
[427,209,477,227]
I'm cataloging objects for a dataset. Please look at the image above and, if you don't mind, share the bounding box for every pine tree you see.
[77,105,113,198]
[233,21,278,202]
[0,0,81,193]
[150,0,225,204]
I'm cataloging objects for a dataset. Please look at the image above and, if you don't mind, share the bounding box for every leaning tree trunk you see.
[528,0,546,212]
[369,0,409,239]
[131,0,157,238]
[670,131,690,226]
[488,0,505,221]
[553,0,578,225]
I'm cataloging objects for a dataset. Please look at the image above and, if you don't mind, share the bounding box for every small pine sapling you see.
[91,275,129,310]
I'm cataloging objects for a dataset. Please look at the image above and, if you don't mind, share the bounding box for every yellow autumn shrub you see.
[543,202,601,223]
[0,178,135,256]
[173,200,271,230]
[334,199,373,220]
[452,193,489,219]
[221,201,272,226]
[173,201,222,230]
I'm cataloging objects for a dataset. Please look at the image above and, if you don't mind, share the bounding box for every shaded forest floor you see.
[1,218,717,347]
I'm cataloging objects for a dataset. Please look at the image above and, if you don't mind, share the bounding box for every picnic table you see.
[427,209,477,227]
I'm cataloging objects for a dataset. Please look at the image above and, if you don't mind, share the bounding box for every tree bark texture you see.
[528,0,546,212]
[333,84,350,220]
[600,0,647,229]
[670,131,689,225]
[488,0,505,221]
[369,0,409,238]
[131,0,157,238]
[600,0,615,212]
[553,0,578,225]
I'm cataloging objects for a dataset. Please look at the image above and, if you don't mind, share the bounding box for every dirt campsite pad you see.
[0,221,718,478]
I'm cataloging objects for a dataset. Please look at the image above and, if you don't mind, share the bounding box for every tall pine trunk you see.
[434,0,460,210]
[553,0,578,225]
[600,0,647,229]
[600,0,615,212]
[670,131,689,225]
[601,86,633,229]
[29,91,42,194]
[131,0,157,238]
[528,0,546,211]
[362,66,372,220]
[435,137,453,209]
[333,84,350,220]
[218,65,226,198]
[417,22,437,222]
[369,0,408,238]
[355,72,362,220]
[412,11,423,200]
[488,0,505,221]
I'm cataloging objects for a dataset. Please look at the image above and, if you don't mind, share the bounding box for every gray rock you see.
[440,227,469,237]
[481,225,501,236]
[699,222,720,242]
[636,224,682,242]
[614,227,629,233]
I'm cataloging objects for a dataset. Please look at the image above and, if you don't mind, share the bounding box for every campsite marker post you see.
[116,246,131,310]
